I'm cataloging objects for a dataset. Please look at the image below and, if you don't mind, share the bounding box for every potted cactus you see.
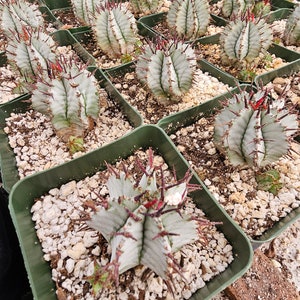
[138,0,227,42]
[129,0,166,17]
[283,4,300,47]
[9,125,252,299]
[196,9,300,82]
[159,84,300,245]
[105,37,238,124]
[0,62,142,192]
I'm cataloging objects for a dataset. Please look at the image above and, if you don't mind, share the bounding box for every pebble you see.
[67,243,86,260]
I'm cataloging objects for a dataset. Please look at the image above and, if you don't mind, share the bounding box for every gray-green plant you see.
[166,0,210,40]
[219,12,273,64]
[5,26,56,91]
[221,0,271,19]
[92,1,140,59]
[213,87,299,168]
[70,0,104,25]
[252,0,271,17]
[219,11,273,81]
[31,55,100,153]
[136,39,197,105]
[86,148,211,292]
[0,0,44,39]
[221,0,252,19]
[129,0,163,15]
[283,5,300,46]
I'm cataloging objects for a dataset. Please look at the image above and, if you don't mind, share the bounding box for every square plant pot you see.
[57,27,149,70]
[264,7,293,24]
[158,85,300,246]
[194,33,300,83]
[271,0,296,9]
[39,0,71,10]
[255,57,300,87]
[9,124,253,300]
[0,68,142,193]
[137,12,227,42]
[38,2,156,70]
[105,59,239,124]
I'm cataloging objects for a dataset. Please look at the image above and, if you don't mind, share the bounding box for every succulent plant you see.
[252,0,271,17]
[92,1,140,59]
[221,0,251,19]
[166,0,210,40]
[31,55,100,152]
[70,0,103,25]
[136,39,197,105]
[219,11,273,64]
[0,0,44,39]
[86,148,210,290]
[283,5,300,46]
[213,86,299,168]
[129,0,163,15]
[5,26,57,90]
[255,169,283,195]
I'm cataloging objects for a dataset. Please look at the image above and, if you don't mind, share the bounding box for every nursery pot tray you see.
[158,85,300,245]
[0,69,142,193]
[9,125,252,300]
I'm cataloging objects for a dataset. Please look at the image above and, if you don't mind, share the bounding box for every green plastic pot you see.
[194,34,300,84]
[264,7,293,23]
[137,12,227,42]
[39,0,70,10]
[271,0,296,9]
[0,68,142,193]
[51,29,95,65]
[255,58,300,87]
[105,59,239,124]
[158,84,300,246]
[9,124,253,300]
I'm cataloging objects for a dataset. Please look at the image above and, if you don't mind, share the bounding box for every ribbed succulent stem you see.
[167,0,210,40]
[219,12,273,64]
[5,26,56,90]
[86,148,210,291]
[213,87,299,168]
[31,55,100,151]
[221,0,251,19]
[136,39,196,104]
[284,5,300,46]
[70,0,102,25]
[92,2,140,59]
[129,0,163,15]
[0,0,44,38]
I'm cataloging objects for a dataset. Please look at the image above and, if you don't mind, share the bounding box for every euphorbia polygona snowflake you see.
[86,149,213,290]
[31,54,100,153]
[213,86,299,168]
[92,1,140,59]
[136,38,197,105]
[219,10,273,63]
